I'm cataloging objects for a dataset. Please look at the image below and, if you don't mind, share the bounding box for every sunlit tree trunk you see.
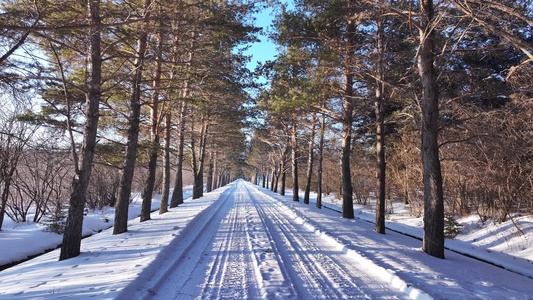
[341,16,356,219]
[419,0,445,259]
[113,0,151,234]
[304,112,317,204]
[140,15,164,222]
[291,118,299,201]
[60,0,102,259]
[375,13,386,234]
[160,110,171,214]
[206,151,214,193]
[317,99,326,209]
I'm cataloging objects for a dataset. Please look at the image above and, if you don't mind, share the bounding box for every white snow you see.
[0,187,193,267]
[296,189,533,279]
[0,180,532,300]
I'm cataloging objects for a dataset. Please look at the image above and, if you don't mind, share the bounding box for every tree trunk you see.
[206,152,213,193]
[211,151,218,190]
[273,163,280,193]
[192,115,209,199]
[419,0,445,259]
[160,110,171,214]
[375,14,386,234]
[317,100,326,209]
[0,178,12,230]
[170,100,187,207]
[113,0,151,235]
[304,112,317,204]
[341,17,356,219]
[140,17,163,222]
[291,119,299,202]
[60,0,101,259]
[280,142,289,196]
[270,166,276,192]
[169,32,194,207]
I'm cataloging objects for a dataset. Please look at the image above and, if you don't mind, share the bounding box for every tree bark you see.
[169,30,194,207]
[60,0,101,260]
[291,119,299,202]
[375,14,386,234]
[262,168,266,188]
[192,115,209,199]
[304,112,317,204]
[419,0,445,259]
[0,178,12,230]
[341,17,356,219]
[280,142,289,196]
[206,151,213,193]
[159,110,171,214]
[270,166,276,192]
[211,151,218,190]
[140,15,164,222]
[113,0,151,235]
[317,100,326,209]
[273,163,280,193]
[170,101,187,207]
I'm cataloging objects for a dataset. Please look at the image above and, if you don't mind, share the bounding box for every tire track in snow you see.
[146,182,264,300]
[199,188,261,299]
[242,189,297,299]
[244,182,408,299]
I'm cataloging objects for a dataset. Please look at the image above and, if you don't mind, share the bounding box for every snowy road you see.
[143,180,407,299]
[2,180,531,299]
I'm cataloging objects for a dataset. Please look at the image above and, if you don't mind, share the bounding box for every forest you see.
[0,0,531,265]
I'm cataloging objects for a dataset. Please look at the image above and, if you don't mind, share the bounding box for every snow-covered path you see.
[131,180,407,299]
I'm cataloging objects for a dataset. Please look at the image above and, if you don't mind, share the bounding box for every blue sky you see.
[244,6,277,73]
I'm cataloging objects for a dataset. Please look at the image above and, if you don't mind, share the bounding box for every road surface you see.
[148,180,407,299]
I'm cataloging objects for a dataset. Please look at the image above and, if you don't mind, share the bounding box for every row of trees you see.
[247,0,532,259]
[0,0,256,260]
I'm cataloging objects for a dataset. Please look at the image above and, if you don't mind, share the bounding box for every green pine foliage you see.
[41,204,67,234]
[444,213,462,239]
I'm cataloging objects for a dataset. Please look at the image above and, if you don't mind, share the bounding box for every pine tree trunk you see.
[419,0,445,259]
[273,163,280,193]
[341,17,356,219]
[280,143,289,196]
[60,0,101,259]
[375,15,386,234]
[113,0,151,235]
[169,32,193,207]
[211,151,218,190]
[304,112,317,204]
[317,101,326,209]
[160,111,171,214]
[270,167,275,192]
[206,152,213,193]
[140,18,164,222]
[170,100,187,207]
[291,119,299,202]
[193,116,209,199]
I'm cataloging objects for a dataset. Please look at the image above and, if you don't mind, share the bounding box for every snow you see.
[0,187,193,267]
[295,189,533,279]
[0,180,532,299]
